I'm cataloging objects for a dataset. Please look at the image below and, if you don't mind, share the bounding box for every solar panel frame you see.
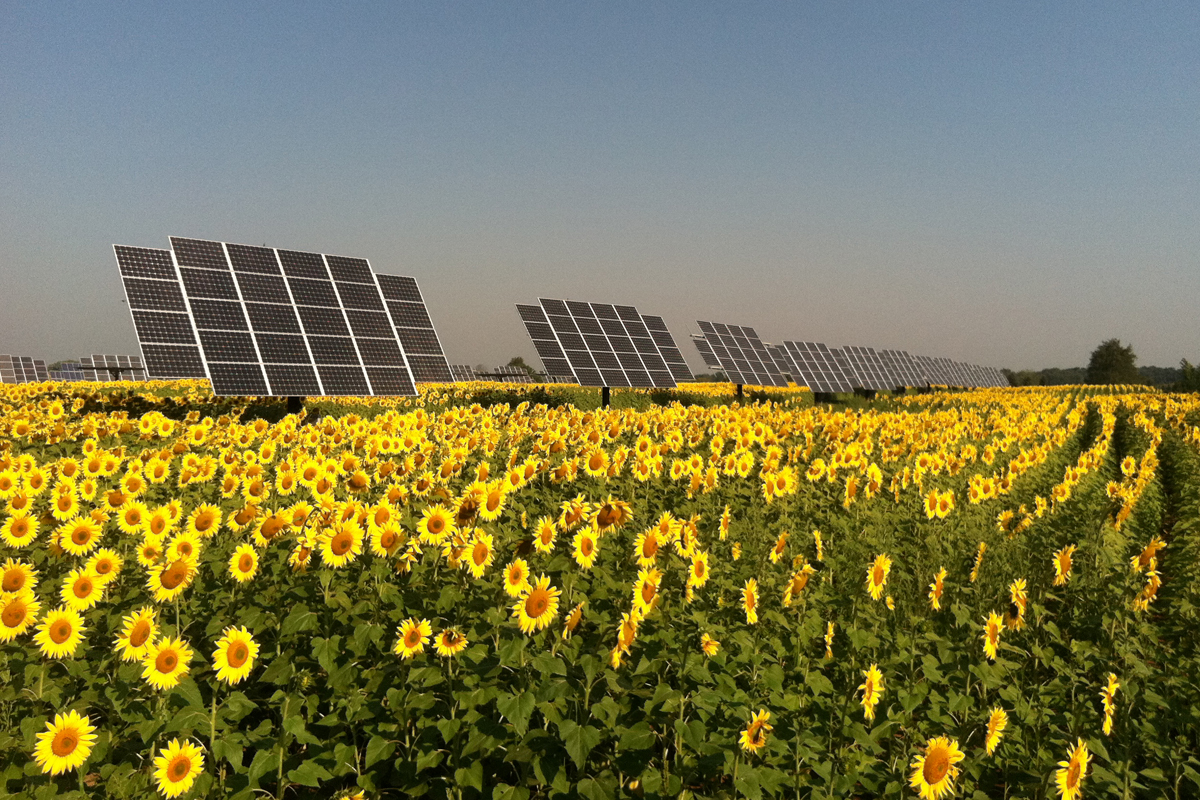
[690,334,723,371]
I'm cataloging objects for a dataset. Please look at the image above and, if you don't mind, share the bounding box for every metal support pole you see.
[287,396,304,415]
[601,386,611,408]
[736,384,744,399]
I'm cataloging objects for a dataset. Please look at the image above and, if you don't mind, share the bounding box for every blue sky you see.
[2,3,1198,371]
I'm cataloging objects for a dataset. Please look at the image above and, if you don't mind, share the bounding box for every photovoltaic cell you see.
[691,334,722,371]
[515,304,575,381]
[694,322,787,387]
[641,315,695,382]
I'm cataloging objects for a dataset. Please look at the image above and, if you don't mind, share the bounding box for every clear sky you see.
[3,2,1198,372]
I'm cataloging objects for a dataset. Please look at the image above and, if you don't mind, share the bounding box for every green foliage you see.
[1086,339,1142,385]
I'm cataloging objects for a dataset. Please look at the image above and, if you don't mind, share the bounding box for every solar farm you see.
[2,236,1199,800]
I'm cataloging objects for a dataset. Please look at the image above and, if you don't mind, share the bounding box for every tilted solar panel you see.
[376,274,453,384]
[695,321,787,387]
[533,299,678,388]
[641,315,695,383]
[115,246,210,381]
[515,304,576,381]
[690,334,723,371]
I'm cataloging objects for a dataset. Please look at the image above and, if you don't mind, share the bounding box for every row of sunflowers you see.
[2,379,1200,799]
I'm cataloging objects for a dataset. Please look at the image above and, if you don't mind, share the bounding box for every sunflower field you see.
[3,380,1200,799]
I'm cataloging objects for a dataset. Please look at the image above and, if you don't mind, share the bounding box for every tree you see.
[507,356,541,379]
[1178,359,1200,392]
[1085,339,1141,385]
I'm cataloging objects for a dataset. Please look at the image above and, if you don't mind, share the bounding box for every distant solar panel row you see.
[0,355,49,384]
[690,328,1008,391]
[79,354,147,382]
[450,364,478,382]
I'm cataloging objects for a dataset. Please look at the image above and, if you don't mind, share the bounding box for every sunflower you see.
[435,628,469,657]
[700,632,720,657]
[632,568,663,618]
[512,574,561,635]
[1,590,41,642]
[465,532,495,579]
[688,551,710,590]
[533,516,557,554]
[34,607,86,659]
[1053,544,1078,586]
[866,554,892,601]
[739,709,772,754]
[370,522,405,557]
[573,529,599,569]
[590,497,632,532]
[60,568,104,612]
[825,621,835,659]
[936,490,955,519]
[153,738,205,798]
[227,543,259,583]
[393,618,432,659]
[0,513,38,547]
[1,558,37,594]
[924,489,939,519]
[859,664,885,721]
[909,735,965,800]
[478,480,508,522]
[928,567,947,611]
[85,550,121,584]
[970,541,987,582]
[562,601,585,640]
[417,505,456,544]
[985,707,1008,755]
[147,558,197,603]
[983,611,1003,661]
[186,504,222,538]
[742,578,759,625]
[558,495,589,531]
[212,626,259,685]
[320,520,364,568]
[768,530,789,564]
[633,529,660,568]
[58,517,101,556]
[1101,673,1119,736]
[503,558,530,597]
[145,505,174,539]
[114,606,157,662]
[1005,578,1028,630]
[115,500,148,535]
[33,709,97,775]
[142,636,193,690]
[1055,738,1090,800]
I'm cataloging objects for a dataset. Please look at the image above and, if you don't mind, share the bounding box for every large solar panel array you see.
[694,321,788,387]
[782,342,857,393]
[113,237,459,396]
[519,299,680,388]
[0,355,49,384]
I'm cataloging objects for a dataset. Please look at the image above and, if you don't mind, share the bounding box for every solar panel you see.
[375,274,454,384]
[114,237,425,396]
[515,304,575,380]
[876,349,913,388]
[450,364,478,382]
[765,344,797,382]
[115,246,209,380]
[827,348,862,389]
[690,334,722,371]
[842,346,893,391]
[530,299,678,388]
[641,315,695,383]
[782,342,857,393]
[695,321,787,387]
[493,365,535,384]
[50,362,85,382]
[0,356,49,384]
